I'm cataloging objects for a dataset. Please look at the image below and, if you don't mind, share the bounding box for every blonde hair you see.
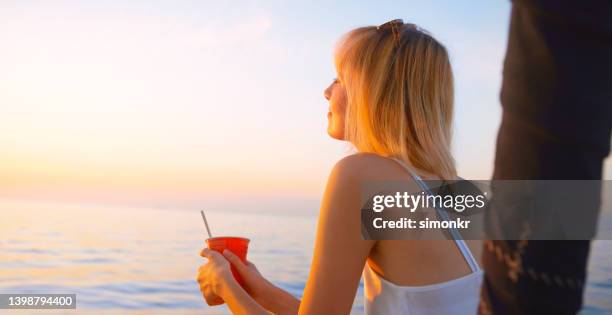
[335,23,456,179]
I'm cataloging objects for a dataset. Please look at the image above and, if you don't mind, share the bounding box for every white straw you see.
[200,210,212,238]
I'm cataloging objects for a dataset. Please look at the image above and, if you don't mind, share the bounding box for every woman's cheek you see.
[336,116,345,136]
[333,114,345,139]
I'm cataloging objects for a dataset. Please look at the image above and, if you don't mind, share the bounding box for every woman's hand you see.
[197,248,235,306]
[199,249,273,305]
[218,250,274,303]
[198,249,299,314]
[197,249,274,315]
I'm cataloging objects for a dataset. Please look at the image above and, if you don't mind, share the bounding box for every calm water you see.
[0,200,610,314]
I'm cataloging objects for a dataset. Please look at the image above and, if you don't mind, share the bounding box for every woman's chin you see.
[327,128,344,140]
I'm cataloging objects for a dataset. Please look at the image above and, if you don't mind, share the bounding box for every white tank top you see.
[363,158,483,315]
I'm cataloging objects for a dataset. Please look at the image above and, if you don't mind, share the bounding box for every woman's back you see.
[350,153,483,314]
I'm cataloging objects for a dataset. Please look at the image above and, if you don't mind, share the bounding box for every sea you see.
[0,200,610,314]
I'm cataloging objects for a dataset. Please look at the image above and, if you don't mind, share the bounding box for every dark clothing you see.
[480,0,612,314]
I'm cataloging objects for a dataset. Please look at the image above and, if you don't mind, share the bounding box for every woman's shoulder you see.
[331,152,404,181]
[335,152,397,167]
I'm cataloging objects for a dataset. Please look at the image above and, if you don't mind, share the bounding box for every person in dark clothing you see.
[479,0,612,314]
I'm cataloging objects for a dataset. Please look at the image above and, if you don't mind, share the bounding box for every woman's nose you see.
[324,85,331,100]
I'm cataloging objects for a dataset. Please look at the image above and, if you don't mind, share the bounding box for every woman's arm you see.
[222,250,300,315]
[298,155,376,314]
[253,281,300,315]
[203,155,374,315]
[219,276,270,315]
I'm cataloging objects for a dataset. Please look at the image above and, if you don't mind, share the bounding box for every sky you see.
[2,1,607,213]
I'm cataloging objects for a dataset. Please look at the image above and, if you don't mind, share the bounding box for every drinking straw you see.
[200,210,212,238]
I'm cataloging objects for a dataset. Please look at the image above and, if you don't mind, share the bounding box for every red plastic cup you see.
[206,236,250,286]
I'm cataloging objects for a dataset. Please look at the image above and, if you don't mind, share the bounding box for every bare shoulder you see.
[331,152,404,181]
[322,153,411,217]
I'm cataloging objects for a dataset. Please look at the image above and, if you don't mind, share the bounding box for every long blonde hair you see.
[335,22,456,179]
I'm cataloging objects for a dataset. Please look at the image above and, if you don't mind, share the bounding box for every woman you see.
[197,19,483,315]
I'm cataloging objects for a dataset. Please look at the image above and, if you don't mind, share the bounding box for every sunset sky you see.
[2,1,608,213]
